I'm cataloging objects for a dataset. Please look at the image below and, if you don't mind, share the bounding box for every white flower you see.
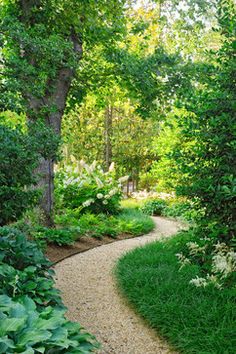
[190,276,207,288]
[109,188,118,196]
[102,200,108,205]
[186,241,206,256]
[109,162,115,172]
[79,159,86,167]
[176,253,191,269]
[82,199,94,207]
[97,193,103,199]
[95,177,104,188]
[212,252,236,278]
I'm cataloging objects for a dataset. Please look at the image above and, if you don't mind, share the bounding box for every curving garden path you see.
[55,217,182,354]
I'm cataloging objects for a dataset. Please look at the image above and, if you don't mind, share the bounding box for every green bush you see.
[56,208,155,239]
[55,160,128,215]
[0,123,39,226]
[163,199,199,223]
[78,213,120,239]
[0,118,59,226]
[141,199,167,216]
[0,295,99,353]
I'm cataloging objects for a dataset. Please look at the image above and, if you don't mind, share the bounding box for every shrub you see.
[0,123,39,225]
[56,208,155,239]
[163,199,199,223]
[55,160,128,215]
[0,118,60,226]
[0,295,98,353]
[141,199,167,216]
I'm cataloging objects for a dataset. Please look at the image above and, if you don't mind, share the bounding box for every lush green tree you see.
[0,0,126,224]
[168,0,236,242]
[62,86,158,185]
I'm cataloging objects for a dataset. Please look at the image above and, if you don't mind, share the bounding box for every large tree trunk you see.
[104,104,113,171]
[33,61,82,225]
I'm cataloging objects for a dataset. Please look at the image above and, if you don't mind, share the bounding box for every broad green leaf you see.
[0,317,25,336]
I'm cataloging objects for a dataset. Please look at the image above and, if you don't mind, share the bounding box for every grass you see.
[118,208,155,236]
[116,231,236,354]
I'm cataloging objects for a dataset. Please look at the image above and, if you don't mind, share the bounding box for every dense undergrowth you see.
[0,227,99,353]
[15,207,155,248]
[116,231,236,354]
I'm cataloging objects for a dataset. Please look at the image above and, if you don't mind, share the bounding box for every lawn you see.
[116,231,236,354]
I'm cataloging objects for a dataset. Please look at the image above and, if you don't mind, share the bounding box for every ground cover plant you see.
[116,231,236,354]
[55,208,155,240]
[0,227,99,353]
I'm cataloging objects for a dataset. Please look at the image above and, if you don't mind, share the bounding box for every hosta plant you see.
[0,263,62,308]
[55,160,128,215]
[0,227,52,272]
[0,295,99,353]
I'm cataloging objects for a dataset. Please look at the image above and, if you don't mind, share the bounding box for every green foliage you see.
[0,263,62,308]
[0,0,126,113]
[141,199,167,216]
[0,117,60,226]
[163,199,200,223]
[55,160,125,215]
[79,213,120,239]
[0,122,39,225]
[170,2,236,243]
[116,231,236,354]
[0,295,98,353]
[118,208,155,236]
[32,226,79,246]
[56,208,155,239]
[140,196,198,223]
[0,227,52,271]
[0,227,99,352]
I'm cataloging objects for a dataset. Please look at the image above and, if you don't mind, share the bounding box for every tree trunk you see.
[23,50,81,224]
[35,63,82,225]
[35,158,54,226]
[104,104,113,171]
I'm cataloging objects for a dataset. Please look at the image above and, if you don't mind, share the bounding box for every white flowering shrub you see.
[176,238,236,289]
[55,160,129,215]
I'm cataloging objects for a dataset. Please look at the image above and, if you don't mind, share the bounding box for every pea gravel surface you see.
[55,217,182,354]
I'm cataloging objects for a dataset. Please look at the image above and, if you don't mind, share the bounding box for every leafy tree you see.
[0,0,126,224]
[171,0,236,242]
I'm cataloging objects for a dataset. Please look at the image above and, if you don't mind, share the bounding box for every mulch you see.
[46,233,136,264]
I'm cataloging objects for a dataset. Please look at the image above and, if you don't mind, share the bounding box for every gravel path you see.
[55,217,182,354]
